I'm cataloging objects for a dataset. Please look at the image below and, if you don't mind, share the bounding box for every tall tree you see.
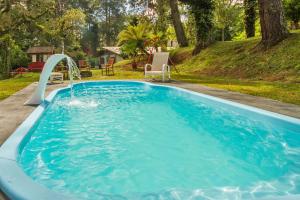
[244,0,256,38]
[258,0,289,48]
[0,0,11,78]
[169,0,188,47]
[283,0,300,29]
[42,8,86,53]
[214,0,241,41]
[98,0,127,47]
[179,0,214,54]
[155,0,168,33]
[0,0,53,78]
[71,0,100,54]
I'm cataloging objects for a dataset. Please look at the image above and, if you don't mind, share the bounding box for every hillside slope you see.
[170,31,300,105]
[171,30,300,82]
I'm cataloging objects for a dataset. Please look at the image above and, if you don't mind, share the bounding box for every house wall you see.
[100,52,123,68]
[30,53,53,63]
[43,55,48,62]
[116,55,123,63]
[32,55,37,62]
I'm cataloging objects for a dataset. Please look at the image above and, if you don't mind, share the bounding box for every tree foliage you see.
[0,0,55,78]
[118,23,168,61]
[283,0,300,29]
[214,0,242,41]
[42,8,86,52]
[179,0,214,54]
[0,0,296,78]
[244,0,256,38]
[118,23,152,58]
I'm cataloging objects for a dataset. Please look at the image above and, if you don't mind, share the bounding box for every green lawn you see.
[0,69,299,105]
[84,66,144,81]
[173,73,300,105]
[0,73,40,100]
[171,30,300,82]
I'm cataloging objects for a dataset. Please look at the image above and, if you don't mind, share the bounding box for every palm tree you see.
[118,23,152,70]
[118,23,152,55]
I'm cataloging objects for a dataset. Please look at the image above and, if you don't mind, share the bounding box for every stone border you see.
[162,81,300,119]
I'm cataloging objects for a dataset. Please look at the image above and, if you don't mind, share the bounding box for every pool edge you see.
[0,86,74,200]
[0,80,299,200]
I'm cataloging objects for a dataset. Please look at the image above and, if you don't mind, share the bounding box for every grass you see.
[84,65,144,81]
[168,30,300,105]
[172,30,300,82]
[173,73,300,105]
[0,73,39,100]
[0,67,299,105]
[0,31,299,105]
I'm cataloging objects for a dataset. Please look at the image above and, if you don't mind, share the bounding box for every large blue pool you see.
[1,81,300,200]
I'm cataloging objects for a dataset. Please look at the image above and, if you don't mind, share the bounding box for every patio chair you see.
[102,57,115,76]
[78,60,90,71]
[145,52,171,82]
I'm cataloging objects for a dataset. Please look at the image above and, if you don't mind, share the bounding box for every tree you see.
[70,0,100,55]
[179,0,214,54]
[43,9,86,53]
[155,0,169,33]
[118,23,152,55]
[214,0,241,41]
[283,0,300,29]
[118,23,152,68]
[0,0,53,78]
[244,0,256,38]
[258,0,289,48]
[169,0,188,47]
[99,0,127,46]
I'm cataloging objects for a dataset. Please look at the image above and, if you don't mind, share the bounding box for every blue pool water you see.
[18,82,300,199]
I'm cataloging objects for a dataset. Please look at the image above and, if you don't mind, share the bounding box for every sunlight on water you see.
[68,99,99,108]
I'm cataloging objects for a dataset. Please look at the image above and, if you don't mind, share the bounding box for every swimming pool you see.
[0,81,300,200]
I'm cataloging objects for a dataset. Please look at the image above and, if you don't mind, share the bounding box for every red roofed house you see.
[27,46,55,71]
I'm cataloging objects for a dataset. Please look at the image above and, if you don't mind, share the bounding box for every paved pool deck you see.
[0,80,300,199]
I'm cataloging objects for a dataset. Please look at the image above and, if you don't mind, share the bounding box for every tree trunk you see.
[0,35,11,79]
[5,39,11,77]
[244,0,256,38]
[0,1,11,78]
[293,21,299,30]
[61,40,65,54]
[169,0,189,47]
[221,28,225,41]
[258,0,289,48]
[179,0,214,55]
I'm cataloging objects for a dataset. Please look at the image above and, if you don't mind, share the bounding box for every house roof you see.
[27,46,54,54]
[102,46,158,55]
[103,47,121,55]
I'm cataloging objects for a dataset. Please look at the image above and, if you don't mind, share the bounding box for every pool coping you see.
[0,80,300,200]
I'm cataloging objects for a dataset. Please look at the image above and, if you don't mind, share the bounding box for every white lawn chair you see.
[145,52,171,82]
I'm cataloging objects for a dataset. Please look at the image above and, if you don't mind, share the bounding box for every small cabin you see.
[99,47,123,69]
[27,46,54,71]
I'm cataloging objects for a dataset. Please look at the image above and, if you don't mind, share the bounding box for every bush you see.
[11,44,30,69]
[87,56,99,68]
[68,50,86,63]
